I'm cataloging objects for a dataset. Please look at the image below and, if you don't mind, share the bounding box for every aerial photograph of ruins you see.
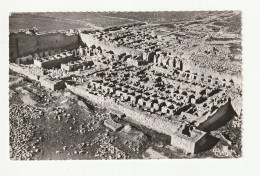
[9,11,242,160]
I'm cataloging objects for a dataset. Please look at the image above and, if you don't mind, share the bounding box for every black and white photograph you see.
[8,11,242,160]
[1,0,260,175]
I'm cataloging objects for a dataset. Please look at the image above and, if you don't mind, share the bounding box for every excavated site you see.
[9,11,242,159]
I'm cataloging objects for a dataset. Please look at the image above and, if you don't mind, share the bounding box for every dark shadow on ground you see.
[77,96,95,112]
[198,100,237,132]
[195,134,220,154]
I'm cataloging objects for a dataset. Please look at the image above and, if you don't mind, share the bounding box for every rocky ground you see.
[9,70,242,159]
[9,71,150,160]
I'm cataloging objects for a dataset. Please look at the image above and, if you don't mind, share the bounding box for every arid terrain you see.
[9,11,242,160]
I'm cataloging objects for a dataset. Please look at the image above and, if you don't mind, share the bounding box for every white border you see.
[1,0,260,176]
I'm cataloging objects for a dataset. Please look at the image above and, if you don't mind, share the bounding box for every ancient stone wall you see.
[9,32,80,62]
[39,78,65,91]
[79,33,141,56]
[170,134,195,153]
[9,64,38,81]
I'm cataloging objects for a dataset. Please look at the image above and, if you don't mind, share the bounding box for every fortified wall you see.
[9,31,81,62]
[79,33,141,56]
[9,63,38,81]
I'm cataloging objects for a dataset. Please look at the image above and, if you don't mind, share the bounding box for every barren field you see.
[9,12,143,32]
[10,11,240,32]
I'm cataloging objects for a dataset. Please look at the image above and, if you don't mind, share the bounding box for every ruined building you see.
[9,29,237,154]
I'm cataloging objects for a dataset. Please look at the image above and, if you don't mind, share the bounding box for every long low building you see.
[34,51,79,69]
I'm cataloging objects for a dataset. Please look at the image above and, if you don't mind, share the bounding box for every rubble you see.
[212,145,235,158]
[9,104,43,160]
